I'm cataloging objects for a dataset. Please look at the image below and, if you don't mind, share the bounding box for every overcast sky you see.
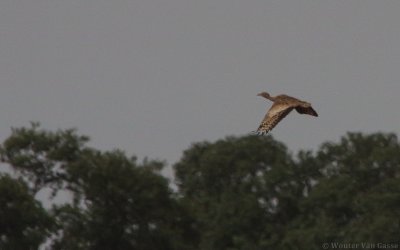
[1,0,400,179]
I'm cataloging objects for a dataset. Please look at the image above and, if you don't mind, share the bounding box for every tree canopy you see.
[0,124,192,250]
[1,123,399,249]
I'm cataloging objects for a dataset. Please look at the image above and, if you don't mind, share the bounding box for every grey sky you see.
[1,0,400,179]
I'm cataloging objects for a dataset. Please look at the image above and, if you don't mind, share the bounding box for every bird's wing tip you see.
[251,130,268,136]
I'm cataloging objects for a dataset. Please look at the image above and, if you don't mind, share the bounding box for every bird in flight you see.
[254,91,318,135]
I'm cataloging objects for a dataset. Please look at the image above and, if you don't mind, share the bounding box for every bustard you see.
[254,91,318,135]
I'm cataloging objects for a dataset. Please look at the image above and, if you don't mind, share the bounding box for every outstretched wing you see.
[255,103,294,135]
[295,106,318,117]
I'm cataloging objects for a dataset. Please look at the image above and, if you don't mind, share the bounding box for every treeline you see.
[0,123,399,249]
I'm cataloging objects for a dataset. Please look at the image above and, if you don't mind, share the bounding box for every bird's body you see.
[254,92,318,135]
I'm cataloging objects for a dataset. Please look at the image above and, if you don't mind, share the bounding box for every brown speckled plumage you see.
[254,92,318,135]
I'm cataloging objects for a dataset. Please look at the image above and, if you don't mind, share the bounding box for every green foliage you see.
[0,123,192,250]
[283,132,400,249]
[0,174,53,250]
[174,135,300,249]
[1,124,400,249]
[175,133,400,249]
[51,149,190,250]
[0,122,89,195]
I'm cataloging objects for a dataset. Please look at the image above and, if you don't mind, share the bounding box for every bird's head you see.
[257,92,270,98]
